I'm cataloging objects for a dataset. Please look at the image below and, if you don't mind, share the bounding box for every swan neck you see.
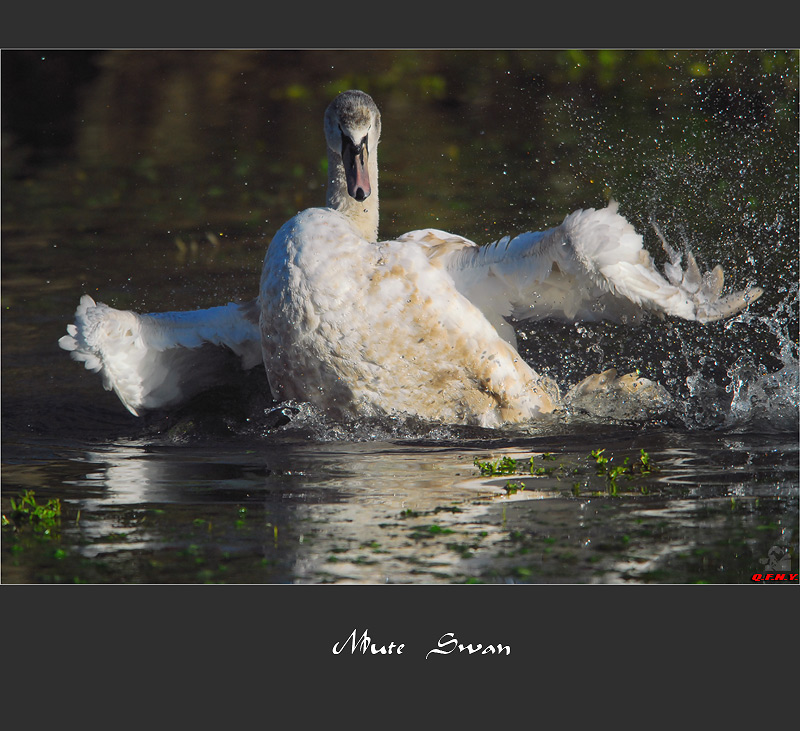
[326,146,379,242]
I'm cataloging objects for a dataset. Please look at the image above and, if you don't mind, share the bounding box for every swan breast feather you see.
[259,209,553,423]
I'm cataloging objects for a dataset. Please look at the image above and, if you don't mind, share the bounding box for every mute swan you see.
[59,89,762,426]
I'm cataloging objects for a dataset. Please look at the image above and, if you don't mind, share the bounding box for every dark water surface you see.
[2,50,798,583]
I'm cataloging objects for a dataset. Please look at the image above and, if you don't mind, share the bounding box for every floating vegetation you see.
[590,448,657,495]
[409,524,456,540]
[2,490,62,537]
[473,455,520,476]
[474,448,659,497]
[504,481,525,496]
[474,452,560,478]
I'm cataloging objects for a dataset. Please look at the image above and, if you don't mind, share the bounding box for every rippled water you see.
[2,50,798,583]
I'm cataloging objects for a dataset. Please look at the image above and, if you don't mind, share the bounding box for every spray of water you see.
[724,283,799,432]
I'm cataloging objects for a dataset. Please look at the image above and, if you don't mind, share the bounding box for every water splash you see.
[245,278,797,442]
[254,400,482,443]
[724,283,799,432]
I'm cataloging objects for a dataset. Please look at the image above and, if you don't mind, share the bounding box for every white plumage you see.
[59,296,261,415]
[59,90,762,426]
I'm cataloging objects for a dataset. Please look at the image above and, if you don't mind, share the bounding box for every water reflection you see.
[5,429,786,584]
[50,439,531,582]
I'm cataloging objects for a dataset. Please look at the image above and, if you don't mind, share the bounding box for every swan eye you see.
[339,131,350,157]
[338,126,369,160]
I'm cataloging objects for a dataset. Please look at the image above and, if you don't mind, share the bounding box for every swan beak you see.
[342,139,371,202]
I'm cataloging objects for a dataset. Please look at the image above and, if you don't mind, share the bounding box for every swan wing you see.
[417,203,762,340]
[394,227,523,345]
[58,295,262,415]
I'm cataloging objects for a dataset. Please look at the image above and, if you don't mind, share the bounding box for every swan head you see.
[324,90,381,204]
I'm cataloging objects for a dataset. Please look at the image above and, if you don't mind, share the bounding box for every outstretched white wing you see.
[59,295,262,415]
[407,202,762,345]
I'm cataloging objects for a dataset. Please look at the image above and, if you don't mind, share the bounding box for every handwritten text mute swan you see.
[59,90,762,427]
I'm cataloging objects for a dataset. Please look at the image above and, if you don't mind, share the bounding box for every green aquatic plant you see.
[408,524,456,541]
[474,455,519,476]
[590,449,609,472]
[474,452,562,478]
[2,490,62,536]
[474,448,658,497]
[504,481,525,496]
[638,449,654,474]
[589,448,658,495]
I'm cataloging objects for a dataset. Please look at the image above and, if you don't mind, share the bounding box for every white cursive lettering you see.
[426,632,510,659]
[332,629,404,655]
